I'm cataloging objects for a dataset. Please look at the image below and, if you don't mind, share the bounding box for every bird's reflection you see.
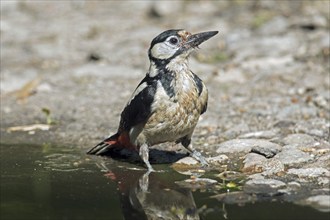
[97,162,200,220]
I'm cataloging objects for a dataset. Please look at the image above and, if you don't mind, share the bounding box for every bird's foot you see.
[191,150,209,167]
[139,143,155,173]
[146,163,155,173]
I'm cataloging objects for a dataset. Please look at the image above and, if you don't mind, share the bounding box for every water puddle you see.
[0,144,328,220]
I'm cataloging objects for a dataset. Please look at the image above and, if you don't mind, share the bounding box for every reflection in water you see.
[2,145,329,220]
[98,162,200,220]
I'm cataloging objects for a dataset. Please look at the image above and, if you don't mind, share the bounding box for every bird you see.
[87,29,218,172]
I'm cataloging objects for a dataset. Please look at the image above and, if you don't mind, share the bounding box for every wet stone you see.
[287,181,301,191]
[206,154,229,166]
[174,157,199,166]
[176,178,218,190]
[317,177,330,186]
[212,191,256,205]
[171,157,210,176]
[243,179,287,196]
[217,171,244,181]
[297,195,330,212]
[311,188,330,196]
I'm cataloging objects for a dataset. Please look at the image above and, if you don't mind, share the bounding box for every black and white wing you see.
[118,75,157,132]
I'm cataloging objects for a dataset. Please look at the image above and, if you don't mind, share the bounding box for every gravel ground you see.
[1,0,329,211]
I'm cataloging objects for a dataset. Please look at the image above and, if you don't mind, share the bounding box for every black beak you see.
[183,31,218,49]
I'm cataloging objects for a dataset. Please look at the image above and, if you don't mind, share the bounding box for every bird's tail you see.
[87,132,136,155]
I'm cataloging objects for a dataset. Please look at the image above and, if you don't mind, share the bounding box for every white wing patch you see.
[128,82,147,104]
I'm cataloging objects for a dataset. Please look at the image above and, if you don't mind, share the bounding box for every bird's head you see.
[148,29,218,68]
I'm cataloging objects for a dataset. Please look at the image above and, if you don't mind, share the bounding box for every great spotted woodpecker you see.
[87,29,218,171]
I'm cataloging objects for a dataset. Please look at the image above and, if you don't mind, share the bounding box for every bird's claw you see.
[191,150,209,167]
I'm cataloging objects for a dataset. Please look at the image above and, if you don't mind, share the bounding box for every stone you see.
[216,139,281,155]
[317,177,330,186]
[207,154,229,166]
[276,105,317,120]
[175,178,218,189]
[273,120,296,129]
[308,129,325,137]
[171,157,208,176]
[283,133,316,146]
[287,181,301,191]
[293,119,330,141]
[242,153,267,173]
[260,158,285,176]
[222,123,250,139]
[212,191,256,205]
[287,168,330,178]
[297,195,330,212]
[316,154,330,168]
[243,156,285,176]
[259,16,289,35]
[243,179,286,196]
[148,1,182,17]
[274,148,313,166]
[183,178,218,184]
[217,171,244,181]
[239,130,278,139]
[251,144,282,158]
[313,95,328,109]
[215,68,247,84]
[247,173,265,180]
[173,157,199,166]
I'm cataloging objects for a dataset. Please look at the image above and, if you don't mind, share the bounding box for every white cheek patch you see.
[151,42,178,60]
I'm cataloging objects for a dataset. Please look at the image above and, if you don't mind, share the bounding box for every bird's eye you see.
[169,37,179,45]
